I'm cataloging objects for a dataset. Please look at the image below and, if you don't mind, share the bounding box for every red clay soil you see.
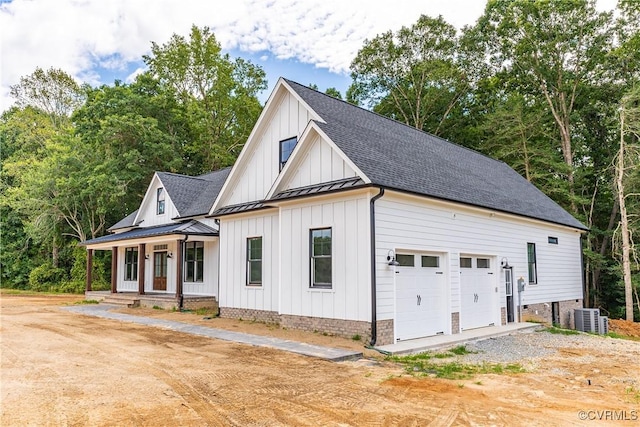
[609,318,640,338]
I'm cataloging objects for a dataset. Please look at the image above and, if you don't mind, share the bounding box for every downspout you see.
[369,188,385,347]
[214,219,221,316]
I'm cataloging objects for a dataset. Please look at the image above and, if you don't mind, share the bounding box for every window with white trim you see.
[527,243,537,284]
[184,241,204,282]
[124,247,138,281]
[247,237,263,286]
[310,228,332,288]
[157,187,165,215]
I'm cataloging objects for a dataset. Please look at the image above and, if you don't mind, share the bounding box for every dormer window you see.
[157,187,165,215]
[279,137,297,170]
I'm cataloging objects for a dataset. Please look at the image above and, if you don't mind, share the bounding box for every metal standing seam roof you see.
[283,79,587,231]
[81,220,218,246]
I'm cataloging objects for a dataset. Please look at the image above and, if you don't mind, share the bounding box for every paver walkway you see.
[63,304,362,362]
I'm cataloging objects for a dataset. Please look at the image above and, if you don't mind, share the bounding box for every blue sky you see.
[0,0,617,110]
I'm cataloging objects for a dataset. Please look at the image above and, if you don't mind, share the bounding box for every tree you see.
[475,0,614,214]
[144,25,267,172]
[616,86,640,321]
[348,15,468,137]
[9,67,85,129]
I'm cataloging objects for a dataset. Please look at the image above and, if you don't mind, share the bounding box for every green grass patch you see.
[539,326,580,335]
[388,351,525,380]
[449,345,473,355]
[74,299,99,304]
[351,334,362,341]
[152,305,163,310]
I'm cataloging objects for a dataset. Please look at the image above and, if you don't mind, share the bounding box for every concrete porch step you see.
[102,295,140,308]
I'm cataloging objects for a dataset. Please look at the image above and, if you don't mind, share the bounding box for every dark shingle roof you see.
[284,79,586,230]
[157,167,231,218]
[108,209,140,231]
[82,220,218,246]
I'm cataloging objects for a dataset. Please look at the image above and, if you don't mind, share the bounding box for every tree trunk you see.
[617,108,634,322]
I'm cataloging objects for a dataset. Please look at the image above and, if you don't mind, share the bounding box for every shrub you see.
[28,264,67,292]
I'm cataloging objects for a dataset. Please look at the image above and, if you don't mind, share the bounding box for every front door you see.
[153,251,167,291]
[505,267,514,323]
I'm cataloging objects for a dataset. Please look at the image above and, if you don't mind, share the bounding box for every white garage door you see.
[460,256,496,330]
[395,253,447,341]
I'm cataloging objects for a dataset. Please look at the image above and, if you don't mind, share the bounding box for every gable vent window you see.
[279,137,298,170]
[157,187,165,215]
[548,236,559,245]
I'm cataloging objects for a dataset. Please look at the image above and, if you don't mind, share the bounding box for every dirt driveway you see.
[1,294,639,426]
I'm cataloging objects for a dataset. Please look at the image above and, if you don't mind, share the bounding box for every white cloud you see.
[0,0,617,111]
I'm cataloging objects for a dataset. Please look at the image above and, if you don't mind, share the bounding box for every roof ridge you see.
[283,78,503,165]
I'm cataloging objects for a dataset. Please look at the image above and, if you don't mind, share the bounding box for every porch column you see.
[138,243,146,295]
[110,247,117,293]
[176,239,184,300]
[85,248,93,292]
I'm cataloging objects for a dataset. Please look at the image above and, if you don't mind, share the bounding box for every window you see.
[527,243,537,284]
[460,257,472,268]
[310,228,332,288]
[477,258,490,268]
[247,237,263,285]
[157,187,165,215]
[421,255,439,268]
[548,236,558,245]
[396,254,415,267]
[184,241,204,282]
[279,137,297,170]
[124,247,138,281]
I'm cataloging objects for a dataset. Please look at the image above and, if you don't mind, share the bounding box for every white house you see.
[83,78,587,346]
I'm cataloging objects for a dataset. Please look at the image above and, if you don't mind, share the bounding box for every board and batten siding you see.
[136,177,179,228]
[218,211,279,311]
[183,240,219,297]
[281,133,358,190]
[374,192,583,321]
[279,192,371,321]
[222,91,313,207]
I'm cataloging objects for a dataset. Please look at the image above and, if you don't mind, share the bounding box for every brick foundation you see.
[375,319,394,346]
[451,312,460,334]
[219,307,280,324]
[219,307,376,343]
[559,299,583,329]
[521,299,583,329]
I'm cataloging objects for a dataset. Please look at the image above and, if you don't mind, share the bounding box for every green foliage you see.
[144,25,267,172]
[28,264,67,292]
[540,326,580,335]
[388,352,525,380]
[349,15,467,138]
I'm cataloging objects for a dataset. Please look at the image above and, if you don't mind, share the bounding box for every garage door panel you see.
[460,257,496,330]
[395,257,447,341]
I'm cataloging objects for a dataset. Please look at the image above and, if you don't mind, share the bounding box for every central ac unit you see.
[574,308,599,333]
[598,316,609,335]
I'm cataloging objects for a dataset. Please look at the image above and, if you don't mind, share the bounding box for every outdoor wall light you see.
[145,254,150,260]
[500,257,510,269]
[167,252,173,259]
[387,249,400,266]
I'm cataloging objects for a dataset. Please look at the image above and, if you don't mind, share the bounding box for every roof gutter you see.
[369,187,385,347]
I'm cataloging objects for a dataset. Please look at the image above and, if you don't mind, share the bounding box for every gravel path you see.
[451,329,640,365]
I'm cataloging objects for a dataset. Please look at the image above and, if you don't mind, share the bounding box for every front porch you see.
[85,291,218,311]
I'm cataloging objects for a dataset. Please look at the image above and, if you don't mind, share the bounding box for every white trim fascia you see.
[265,121,371,199]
